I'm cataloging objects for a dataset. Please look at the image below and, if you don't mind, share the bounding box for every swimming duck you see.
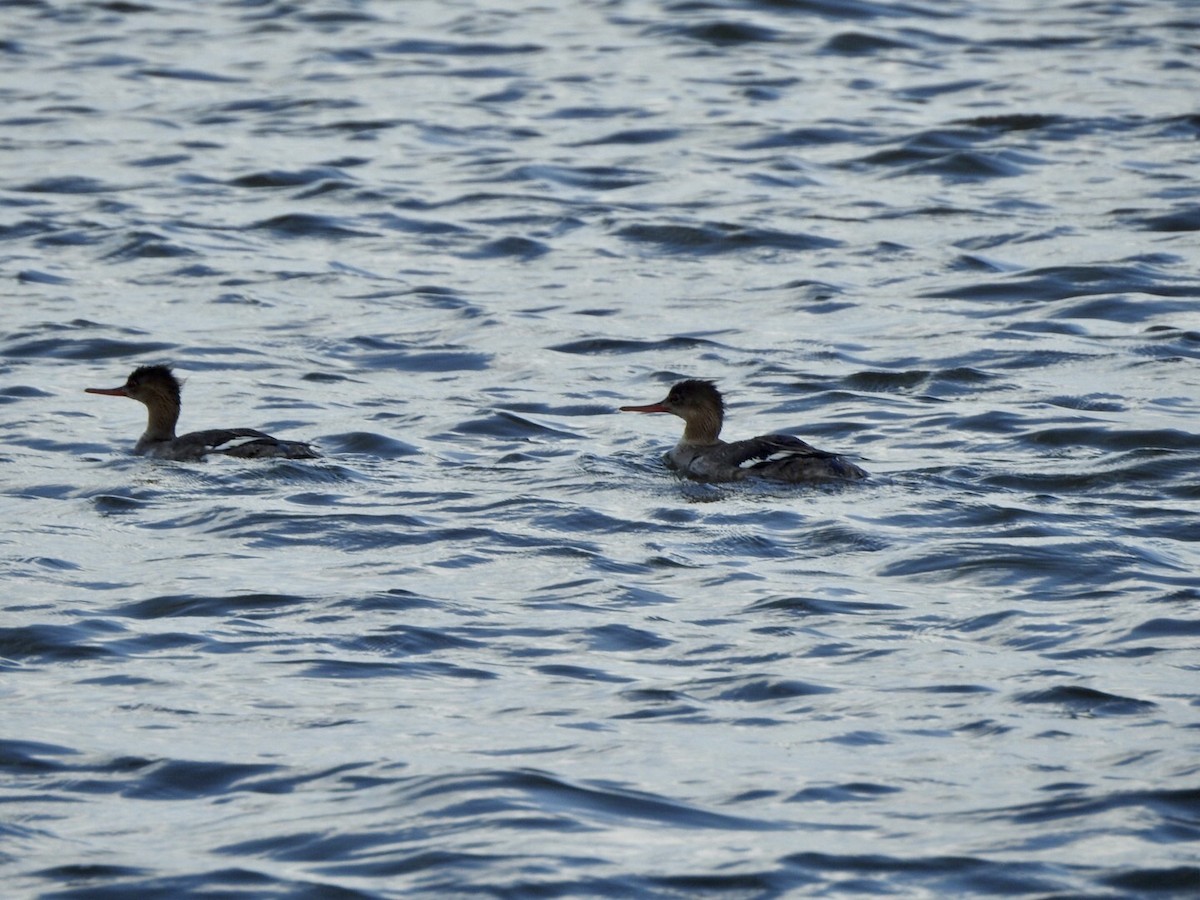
[620,379,866,482]
[86,364,318,461]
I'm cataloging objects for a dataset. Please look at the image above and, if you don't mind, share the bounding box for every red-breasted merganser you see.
[620,379,867,482]
[86,364,319,461]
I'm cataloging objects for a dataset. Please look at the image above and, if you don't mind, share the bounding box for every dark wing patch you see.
[190,428,273,452]
[204,429,319,459]
[733,434,838,470]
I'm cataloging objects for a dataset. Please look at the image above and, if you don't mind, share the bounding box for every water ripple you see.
[2,0,1197,896]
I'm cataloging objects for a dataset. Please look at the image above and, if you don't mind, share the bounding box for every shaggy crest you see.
[127,364,182,406]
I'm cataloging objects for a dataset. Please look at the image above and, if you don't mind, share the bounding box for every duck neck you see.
[141,398,180,443]
[680,408,722,445]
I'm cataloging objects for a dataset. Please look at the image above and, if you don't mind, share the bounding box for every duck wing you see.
[182,428,320,460]
[731,434,866,481]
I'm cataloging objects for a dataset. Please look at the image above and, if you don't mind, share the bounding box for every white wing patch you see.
[739,449,798,468]
[212,434,269,452]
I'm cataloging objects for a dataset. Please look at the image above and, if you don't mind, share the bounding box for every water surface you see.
[2,0,1198,896]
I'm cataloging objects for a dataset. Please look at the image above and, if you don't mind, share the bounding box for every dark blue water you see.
[2,1,1199,897]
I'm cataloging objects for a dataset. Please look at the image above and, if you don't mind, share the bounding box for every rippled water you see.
[3,0,1199,896]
